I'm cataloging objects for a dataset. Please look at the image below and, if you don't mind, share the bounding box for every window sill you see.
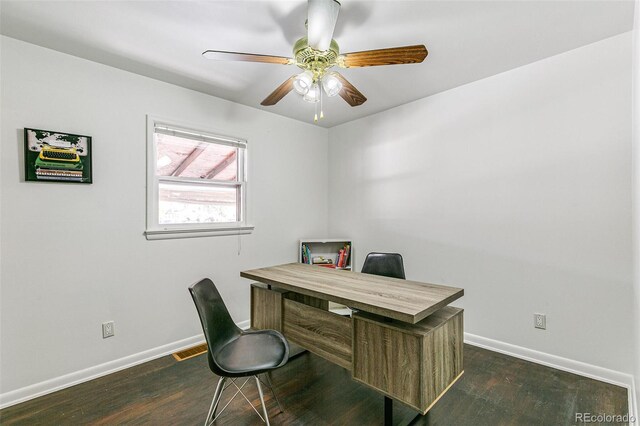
[145,225,254,240]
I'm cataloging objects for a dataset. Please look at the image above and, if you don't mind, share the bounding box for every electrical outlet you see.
[102,321,115,338]
[534,313,546,330]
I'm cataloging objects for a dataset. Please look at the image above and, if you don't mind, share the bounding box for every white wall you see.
[632,0,640,416]
[1,23,636,410]
[328,33,634,375]
[0,36,328,396]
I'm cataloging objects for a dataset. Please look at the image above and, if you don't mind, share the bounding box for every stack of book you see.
[336,243,351,268]
[301,244,312,264]
[313,257,335,268]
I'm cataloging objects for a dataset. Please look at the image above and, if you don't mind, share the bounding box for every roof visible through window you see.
[155,133,238,181]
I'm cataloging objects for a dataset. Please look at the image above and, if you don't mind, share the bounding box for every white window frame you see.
[144,115,253,240]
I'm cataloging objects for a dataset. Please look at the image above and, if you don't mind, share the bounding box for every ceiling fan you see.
[203,0,428,122]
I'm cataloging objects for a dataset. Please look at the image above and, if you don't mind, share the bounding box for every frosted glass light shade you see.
[303,83,320,103]
[293,71,314,95]
[322,72,342,97]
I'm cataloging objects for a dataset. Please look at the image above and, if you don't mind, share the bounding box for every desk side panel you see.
[353,318,423,410]
[352,308,464,414]
[250,284,284,331]
[421,309,464,411]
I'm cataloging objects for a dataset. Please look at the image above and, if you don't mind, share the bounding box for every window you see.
[145,116,252,240]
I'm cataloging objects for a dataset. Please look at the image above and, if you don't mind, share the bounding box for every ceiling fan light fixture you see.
[322,72,342,97]
[303,83,320,103]
[293,70,314,95]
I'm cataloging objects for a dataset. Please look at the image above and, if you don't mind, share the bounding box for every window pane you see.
[155,133,238,181]
[159,182,238,224]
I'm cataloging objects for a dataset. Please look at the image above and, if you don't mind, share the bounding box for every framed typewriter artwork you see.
[24,128,93,184]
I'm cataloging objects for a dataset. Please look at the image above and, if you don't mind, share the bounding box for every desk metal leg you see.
[384,396,393,425]
[383,396,424,426]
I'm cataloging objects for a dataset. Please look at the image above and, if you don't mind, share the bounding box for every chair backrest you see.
[189,278,242,375]
[361,252,406,279]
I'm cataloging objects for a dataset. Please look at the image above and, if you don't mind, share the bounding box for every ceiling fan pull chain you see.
[314,97,318,122]
[320,80,324,119]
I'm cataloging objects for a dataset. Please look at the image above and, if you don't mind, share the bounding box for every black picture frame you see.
[24,128,93,184]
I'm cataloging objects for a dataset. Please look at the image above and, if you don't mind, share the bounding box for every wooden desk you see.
[241,263,464,425]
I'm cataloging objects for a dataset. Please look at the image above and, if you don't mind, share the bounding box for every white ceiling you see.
[0,1,634,128]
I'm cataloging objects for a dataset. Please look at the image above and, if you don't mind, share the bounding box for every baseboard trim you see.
[1,326,634,418]
[0,320,251,410]
[629,379,638,425]
[464,332,638,421]
[237,319,250,330]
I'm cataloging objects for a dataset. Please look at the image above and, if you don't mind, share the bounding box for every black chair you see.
[189,278,289,426]
[361,252,406,279]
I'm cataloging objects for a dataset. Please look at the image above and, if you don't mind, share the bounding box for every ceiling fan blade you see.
[202,50,292,65]
[307,0,341,51]
[340,45,428,68]
[261,76,297,106]
[334,73,367,107]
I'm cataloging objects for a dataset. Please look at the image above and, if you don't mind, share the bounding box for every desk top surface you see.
[241,263,464,323]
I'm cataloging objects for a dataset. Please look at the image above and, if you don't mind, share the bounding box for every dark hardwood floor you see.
[0,344,628,425]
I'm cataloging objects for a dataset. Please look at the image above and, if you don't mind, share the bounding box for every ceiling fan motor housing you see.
[293,37,340,80]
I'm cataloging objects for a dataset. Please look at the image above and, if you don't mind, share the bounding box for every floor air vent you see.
[173,343,208,361]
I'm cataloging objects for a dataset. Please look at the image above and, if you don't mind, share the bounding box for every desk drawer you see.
[283,299,352,369]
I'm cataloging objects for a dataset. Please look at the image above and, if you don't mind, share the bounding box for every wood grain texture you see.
[202,50,291,64]
[421,309,464,412]
[282,299,352,370]
[285,292,329,310]
[334,72,367,106]
[352,307,464,414]
[353,318,423,409]
[341,45,428,68]
[260,76,296,106]
[250,284,285,331]
[241,263,463,324]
